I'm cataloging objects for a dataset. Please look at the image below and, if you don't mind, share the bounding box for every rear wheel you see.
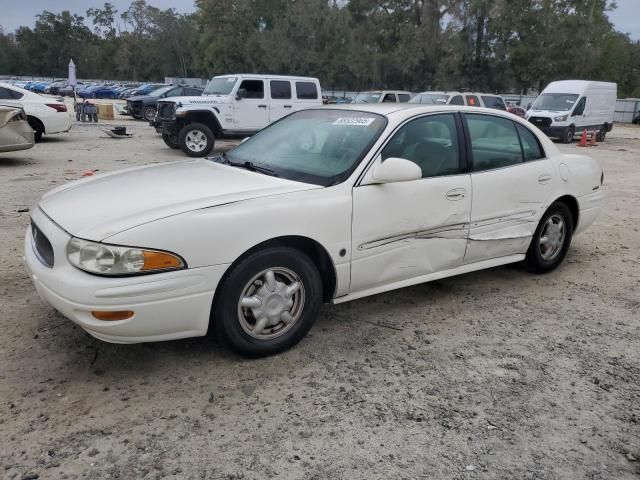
[178,122,215,157]
[213,247,322,357]
[143,106,157,122]
[561,126,574,144]
[596,127,607,142]
[524,202,574,273]
[27,117,44,142]
[162,133,180,149]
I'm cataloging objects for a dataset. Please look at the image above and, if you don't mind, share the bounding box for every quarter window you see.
[296,82,318,99]
[381,114,461,178]
[465,114,523,171]
[239,80,264,99]
[398,94,411,102]
[270,80,291,99]
[516,124,544,161]
[481,96,506,110]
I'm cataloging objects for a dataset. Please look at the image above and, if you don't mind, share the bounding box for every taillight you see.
[46,103,67,113]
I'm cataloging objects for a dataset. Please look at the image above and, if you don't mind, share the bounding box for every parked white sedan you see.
[24,105,605,356]
[0,82,71,141]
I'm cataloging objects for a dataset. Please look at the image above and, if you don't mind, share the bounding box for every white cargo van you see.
[154,74,322,157]
[526,80,616,143]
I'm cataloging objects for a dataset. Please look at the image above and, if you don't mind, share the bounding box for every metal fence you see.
[615,99,639,123]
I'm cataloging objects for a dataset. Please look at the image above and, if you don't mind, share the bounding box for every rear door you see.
[268,79,294,122]
[463,113,554,262]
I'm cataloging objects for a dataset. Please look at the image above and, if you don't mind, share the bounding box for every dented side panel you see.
[350,174,472,292]
[465,160,556,263]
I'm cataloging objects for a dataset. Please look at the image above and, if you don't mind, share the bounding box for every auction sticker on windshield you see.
[333,117,376,126]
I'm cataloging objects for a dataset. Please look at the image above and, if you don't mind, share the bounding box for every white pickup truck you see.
[153,74,323,157]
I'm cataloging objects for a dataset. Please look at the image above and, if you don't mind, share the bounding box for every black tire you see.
[143,106,157,122]
[27,117,44,142]
[178,122,215,157]
[596,127,606,142]
[212,247,323,357]
[524,201,574,273]
[561,126,574,144]
[162,133,180,149]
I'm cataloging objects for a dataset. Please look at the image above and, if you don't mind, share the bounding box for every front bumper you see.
[24,207,230,344]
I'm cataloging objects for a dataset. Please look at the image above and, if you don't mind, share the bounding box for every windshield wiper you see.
[215,154,278,177]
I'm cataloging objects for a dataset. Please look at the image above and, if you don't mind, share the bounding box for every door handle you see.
[258,104,267,108]
[284,105,292,108]
[538,174,552,184]
[446,188,466,201]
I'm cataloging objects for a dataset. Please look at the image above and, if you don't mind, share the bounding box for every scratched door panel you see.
[350,174,471,292]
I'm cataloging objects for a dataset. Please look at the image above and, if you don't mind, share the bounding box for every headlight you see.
[67,238,185,276]
[554,115,568,122]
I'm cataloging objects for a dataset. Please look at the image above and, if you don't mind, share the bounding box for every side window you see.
[398,94,411,102]
[481,96,506,110]
[167,87,182,97]
[466,95,479,107]
[381,113,461,178]
[572,97,586,116]
[296,82,318,100]
[382,93,397,103]
[465,114,523,171]
[449,95,464,105]
[0,87,13,99]
[239,80,264,99]
[270,80,291,99]
[516,124,544,161]
[185,88,202,96]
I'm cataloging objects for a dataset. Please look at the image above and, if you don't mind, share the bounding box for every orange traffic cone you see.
[578,129,588,147]
[590,131,597,146]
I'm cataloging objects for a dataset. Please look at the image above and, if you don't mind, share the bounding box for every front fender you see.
[104,187,354,297]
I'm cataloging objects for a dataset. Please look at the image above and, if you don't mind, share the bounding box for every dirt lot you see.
[1,112,639,480]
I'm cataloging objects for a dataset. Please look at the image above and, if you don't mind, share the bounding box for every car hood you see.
[38,159,320,241]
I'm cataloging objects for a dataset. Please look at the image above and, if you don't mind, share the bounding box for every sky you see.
[0,0,639,39]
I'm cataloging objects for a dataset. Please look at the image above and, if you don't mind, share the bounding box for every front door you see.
[233,79,269,130]
[350,113,471,293]
[268,79,294,122]
[462,113,555,262]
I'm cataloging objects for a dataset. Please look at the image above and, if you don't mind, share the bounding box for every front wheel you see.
[212,247,323,357]
[596,127,607,142]
[560,126,574,144]
[162,133,180,149]
[524,202,574,273]
[178,122,215,157]
[143,106,157,122]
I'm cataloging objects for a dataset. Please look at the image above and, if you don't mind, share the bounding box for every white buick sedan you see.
[25,105,605,356]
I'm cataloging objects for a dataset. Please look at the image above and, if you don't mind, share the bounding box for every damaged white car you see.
[25,105,605,356]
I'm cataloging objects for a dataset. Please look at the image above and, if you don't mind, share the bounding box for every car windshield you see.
[149,86,175,97]
[204,77,237,95]
[220,109,387,186]
[408,93,449,105]
[532,93,579,111]
[353,93,382,103]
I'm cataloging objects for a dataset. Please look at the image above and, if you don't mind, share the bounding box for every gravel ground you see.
[1,113,639,480]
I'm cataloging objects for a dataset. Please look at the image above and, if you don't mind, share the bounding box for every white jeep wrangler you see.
[153,74,323,157]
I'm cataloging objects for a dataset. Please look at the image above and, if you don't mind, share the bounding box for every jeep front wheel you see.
[178,123,215,157]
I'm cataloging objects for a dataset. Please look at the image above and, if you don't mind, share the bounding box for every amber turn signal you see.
[92,310,134,321]
[142,251,183,271]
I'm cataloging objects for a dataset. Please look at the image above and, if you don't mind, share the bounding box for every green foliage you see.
[0,0,639,96]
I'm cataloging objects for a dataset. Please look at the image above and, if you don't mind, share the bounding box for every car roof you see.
[214,74,319,81]
[318,103,518,119]
[415,91,503,97]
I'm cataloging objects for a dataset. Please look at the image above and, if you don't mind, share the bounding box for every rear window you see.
[296,82,318,100]
[482,96,506,110]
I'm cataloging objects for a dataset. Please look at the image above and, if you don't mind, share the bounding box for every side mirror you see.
[371,157,422,184]
[236,88,247,101]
